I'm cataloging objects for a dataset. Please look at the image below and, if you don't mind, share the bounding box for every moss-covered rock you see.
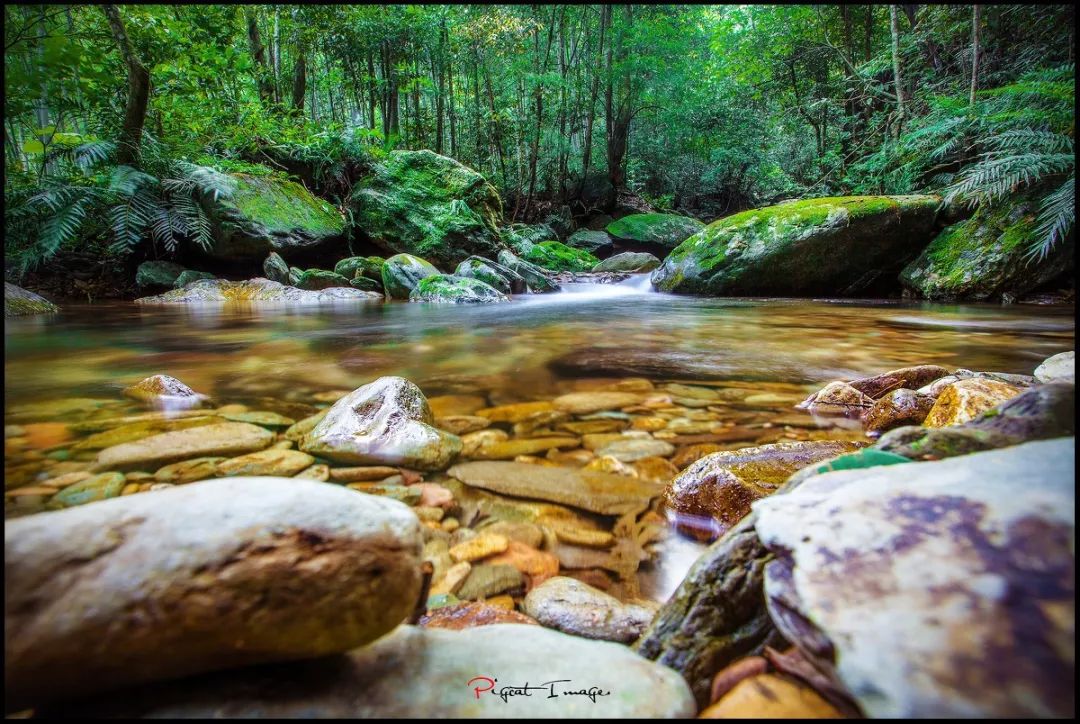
[349,276,383,292]
[172,270,216,289]
[523,241,600,273]
[409,275,509,305]
[503,223,559,255]
[381,253,440,300]
[606,213,704,254]
[593,251,660,273]
[135,278,381,304]
[136,261,186,289]
[297,269,352,290]
[652,195,941,296]
[334,256,386,283]
[196,166,346,262]
[566,229,614,255]
[454,256,526,294]
[348,150,505,268]
[263,252,290,284]
[4,282,59,317]
[899,193,1074,301]
[496,251,561,293]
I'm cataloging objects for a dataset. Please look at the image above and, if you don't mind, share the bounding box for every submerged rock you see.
[605,213,704,255]
[380,253,440,300]
[1034,350,1074,384]
[652,195,941,296]
[349,150,505,267]
[523,240,600,272]
[409,274,510,304]
[593,251,661,273]
[95,421,274,471]
[523,576,658,643]
[752,438,1075,717]
[448,460,663,516]
[135,260,185,289]
[121,374,208,411]
[663,440,862,541]
[300,376,462,471]
[5,477,423,709]
[4,282,58,317]
[48,472,126,508]
[195,166,346,262]
[135,278,381,304]
[900,191,1074,301]
[51,624,696,718]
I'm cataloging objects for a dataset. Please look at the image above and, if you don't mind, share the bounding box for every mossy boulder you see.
[334,256,386,283]
[196,167,346,262]
[496,251,561,293]
[566,229,614,256]
[135,278,381,304]
[381,253,440,300]
[523,241,600,273]
[172,270,216,289]
[503,223,558,255]
[454,256,527,294]
[409,275,509,305]
[349,276,383,292]
[606,213,704,254]
[297,269,352,290]
[348,150,505,268]
[899,193,1074,301]
[4,282,58,317]
[136,261,186,289]
[652,195,941,296]
[263,252,291,284]
[593,251,660,273]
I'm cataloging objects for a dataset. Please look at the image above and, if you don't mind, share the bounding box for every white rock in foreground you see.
[5,477,423,708]
[1034,350,1075,384]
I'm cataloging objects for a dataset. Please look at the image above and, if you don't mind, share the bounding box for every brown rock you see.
[417,602,538,630]
[923,378,1022,428]
[553,392,643,415]
[710,656,769,703]
[476,401,554,423]
[468,436,580,460]
[846,365,950,399]
[487,540,561,588]
[327,466,401,483]
[428,394,487,418]
[435,415,490,435]
[672,443,726,469]
[215,449,315,478]
[797,382,874,416]
[449,533,509,563]
[700,674,844,718]
[862,389,936,436]
[154,457,226,484]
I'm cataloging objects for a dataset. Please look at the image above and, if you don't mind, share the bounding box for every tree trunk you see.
[969,4,981,106]
[292,52,307,114]
[447,45,457,157]
[581,5,606,197]
[102,4,150,166]
[245,9,274,105]
[889,5,905,137]
[367,51,378,131]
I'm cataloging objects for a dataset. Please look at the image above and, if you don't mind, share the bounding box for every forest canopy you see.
[4,4,1075,276]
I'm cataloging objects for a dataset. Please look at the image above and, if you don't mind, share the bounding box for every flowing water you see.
[4,276,1075,601]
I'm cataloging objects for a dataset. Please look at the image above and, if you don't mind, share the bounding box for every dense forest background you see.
[4,4,1075,281]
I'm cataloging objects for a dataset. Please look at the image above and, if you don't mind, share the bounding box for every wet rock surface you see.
[135,278,381,304]
[4,282,59,317]
[523,576,658,643]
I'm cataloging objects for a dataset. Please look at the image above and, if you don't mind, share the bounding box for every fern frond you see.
[1025,176,1075,263]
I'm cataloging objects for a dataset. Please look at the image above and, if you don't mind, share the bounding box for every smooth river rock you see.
[4,282,58,317]
[922,377,1021,427]
[448,461,664,516]
[1034,350,1074,384]
[121,374,208,411]
[523,576,659,643]
[752,438,1075,718]
[301,376,462,471]
[49,624,696,718]
[95,421,274,471]
[5,477,423,709]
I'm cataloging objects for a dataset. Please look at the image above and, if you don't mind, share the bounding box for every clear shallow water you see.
[4,279,1075,601]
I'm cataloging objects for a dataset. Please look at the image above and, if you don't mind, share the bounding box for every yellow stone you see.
[430,561,472,595]
[552,392,643,415]
[449,533,509,563]
[476,401,554,423]
[923,378,1022,428]
[631,416,669,431]
[485,594,516,610]
[700,674,843,719]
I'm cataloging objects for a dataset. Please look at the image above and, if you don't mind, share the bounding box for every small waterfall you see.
[553,273,655,299]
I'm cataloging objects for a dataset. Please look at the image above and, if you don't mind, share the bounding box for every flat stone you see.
[476,401,554,423]
[72,416,225,451]
[219,411,295,427]
[553,392,643,415]
[456,563,525,600]
[487,540,560,588]
[435,415,491,435]
[153,457,226,484]
[752,438,1075,717]
[448,461,664,516]
[468,436,580,460]
[95,422,275,472]
[215,449,315,477]
[327,466,401,483]
[48,472,126,509]
[595,438,675,462]
[300,377,462,471]
[5,477,423,709]
[51,624,695,718]
[419,602,538,630]
[449,533,509,563]
[524,576,658,643]
[294,464,330,481]
[923,378,1021,427]
[1034,350,1074,384]
[428,394,488,417]
[430,561,472,596]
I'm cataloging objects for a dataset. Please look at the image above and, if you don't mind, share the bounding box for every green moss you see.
[410,274,508,304]
[605,213,704,249]
[523,240,600,272]
[231,175,345,236]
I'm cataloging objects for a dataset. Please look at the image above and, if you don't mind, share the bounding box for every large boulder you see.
[4,282,58,317]
[566,229,614,256]
[135,260,185,290]
[296,269,352,290]
[900,192,1074,301]
[333,255,385,284]
[263,251,291,284]
[409,274,509,305]
[135,278,381,305]
[496,250,560,292]
[606,213,704,255]
[194,166,347,262]
[300,376,462,471]
[172,270,215,288]
[503,223,558,255]
[4,477,423,709]
[652,195,941,296]
[348,150,505,268]
[380,253,440,300]
[454,256,527,294]
[593,251,660,273]
[48,624,696,718]
[523,240,600,272]
[753,438,1075,717]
